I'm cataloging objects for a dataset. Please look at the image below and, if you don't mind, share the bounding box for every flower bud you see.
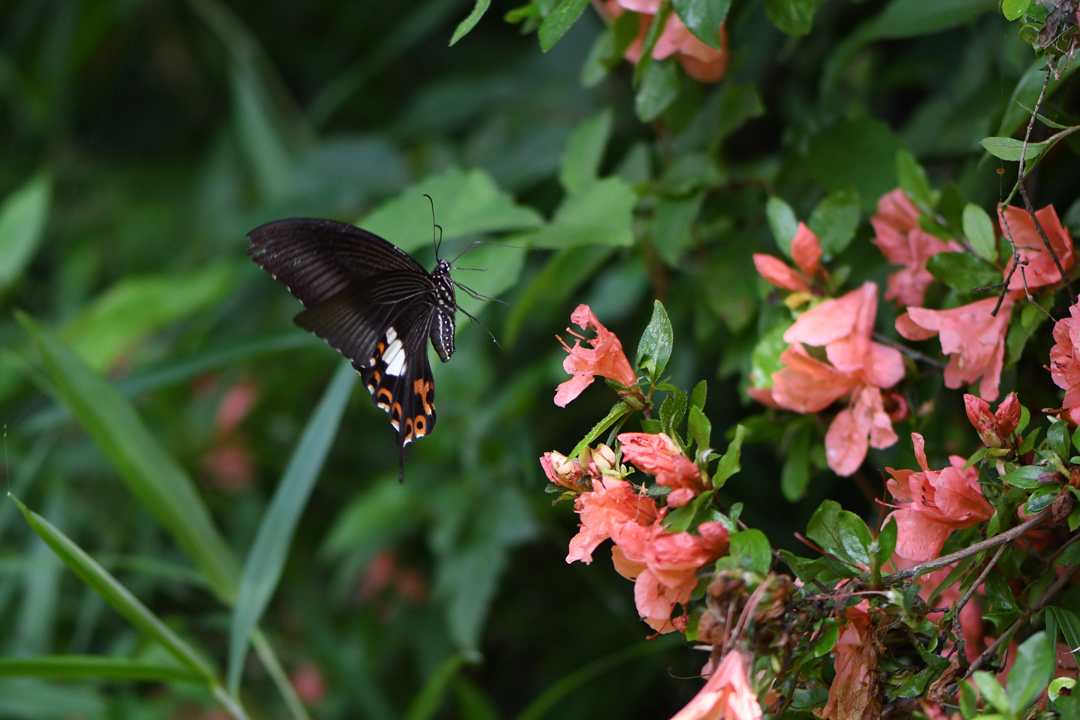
[995,393,1021,437]
[540,451,585,490]
[964,394,1003,448]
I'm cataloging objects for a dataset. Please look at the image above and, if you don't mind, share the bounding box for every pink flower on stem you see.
[885,433,994,562]
[752,282,905,476]
[1050,302,1080,424]
[871,188,962,308]
[667,651,762,720]
[1000,203,1075,296]
[964,393,1021,448]
[897,296,1013,402]
[753,222,826,293]
[566,476,659,564]
[618,431,702,507]
[609,1,730,83]
[555,304,637,407]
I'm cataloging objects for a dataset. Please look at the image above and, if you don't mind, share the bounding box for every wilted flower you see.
[818,604,881,720]
[1000,203,1075,295]
[897,297,1013,402]
[885,433,994,561]
[555,304,637,407]
[964,393,1021,448]
[618,431,702,507]
[540,450,587,490]
[871,188,962,308]
[667,651,762,720]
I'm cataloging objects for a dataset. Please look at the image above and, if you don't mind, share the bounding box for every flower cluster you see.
[603,0,729,83]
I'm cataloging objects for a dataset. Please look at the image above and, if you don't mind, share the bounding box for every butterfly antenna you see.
[456,304,502,347]
[451,278,509,305]
[424,194,443,258]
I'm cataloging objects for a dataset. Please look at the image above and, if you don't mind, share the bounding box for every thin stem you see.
[951,542,1008,660]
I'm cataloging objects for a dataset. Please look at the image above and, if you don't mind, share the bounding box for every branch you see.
[950,542,1008,659]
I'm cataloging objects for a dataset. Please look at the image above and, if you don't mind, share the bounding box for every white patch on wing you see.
[382,327,407,376]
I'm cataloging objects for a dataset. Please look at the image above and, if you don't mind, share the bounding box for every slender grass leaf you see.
[9,495,216,682]
[0,656,202,683]
[450,0,491,45]
[403,654,468,720]
[17,312,240,603]
[227,361,356,694]
[0,173,52,290]
[230,60,294,202]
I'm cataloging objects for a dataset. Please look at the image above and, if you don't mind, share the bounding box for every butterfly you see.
[247,216,469,480]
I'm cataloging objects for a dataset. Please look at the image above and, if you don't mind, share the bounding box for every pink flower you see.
[607,1,729,83]
[964,393,1021,448]
[1000,203,1075,296]
[818,604,881,720]
[618,432,702,506]
[540,451,587,490]
[555,304,637,407]
[566,476,659,564]
[899,297,1013,402]
[753,223,826,293]
[667,651,762,720]
[871,189,962,308]
[886,433,994,561]
[1051,302,1080,424]
[753,283,905,475]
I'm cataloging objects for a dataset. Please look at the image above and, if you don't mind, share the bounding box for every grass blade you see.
[0,656,203,682]
[9,494,216,682]
[16,312,241,603]
[227,360,356,694]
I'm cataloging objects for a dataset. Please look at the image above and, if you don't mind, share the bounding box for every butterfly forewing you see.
[247,217,456,479]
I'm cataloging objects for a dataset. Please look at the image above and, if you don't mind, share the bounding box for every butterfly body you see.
[247,218,456,472]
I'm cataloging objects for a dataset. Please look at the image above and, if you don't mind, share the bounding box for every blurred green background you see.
[1,0,1076,718]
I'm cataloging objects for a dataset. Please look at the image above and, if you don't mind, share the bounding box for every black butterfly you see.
[247,217,462,480]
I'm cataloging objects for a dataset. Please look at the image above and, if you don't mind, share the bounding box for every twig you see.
[964,617,1022,678]
[950,542,1008,659]
[885,507,1054,584]
[872,333,946,369]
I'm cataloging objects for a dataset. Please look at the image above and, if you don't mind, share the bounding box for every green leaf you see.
[762,0,815,35]
[672,0,730,50]
[1046,607,1080,651]
[750,318,793,390]
[781,422,811,502]
[812,624,840,657]
[568,403,634,460]
[1024,485,1057,514]
[690,380,707,412]
[653,190,705,266]
[960,680,978,717]
[806,500,842,554]
[9,495,216,682]
[63,264,236,371]
[635,58,680,122]
[713,425,745,488]
[765,196,799,256]
[0,656,202,682]
[979,136,1047,163]
[538,0,590,51]
[230,59,294,201]
[1049,419,1070,459]
[808,187,860,259]
[227,361,356,694]
[972,671,1010,713]
[1002,0,1031,20]
[528,177,636,248]
[896,149,939,214]
[836,511,873,567]
[727,529,771,574]
[362,167,544,251]
[688,405,711,455]
[925,252,1001,294]
[808,117,902,213]
[0,172,52,289]
[1007,631,1054,715]
[403,654,468,720]
[659,388,688,440]
[449,0,491,45]
[715,82,765,143]
[635,299,674,379]
[1001,464,1052,489]
[963,203,998,263]
[17,313,240,603]
[874,516,898,569]
[559,109,613,194]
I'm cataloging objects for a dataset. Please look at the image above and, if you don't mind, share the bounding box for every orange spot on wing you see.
[413,379,435,415]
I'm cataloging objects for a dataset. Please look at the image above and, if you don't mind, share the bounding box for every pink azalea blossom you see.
[1051,302,1080,424]
[555,304,637,407]
[540,451,587,490]
[607,1,729,83]
[871,188,962,307]
[753,223,826,293]
[1000,203,1075,296]
[753,283,905,475]
[964,393,1020,448]
[791,222,825,279]
[667,651,762,720]
[753,254,809,292]
[900,297,1013,402]
[885,433,994,562]
[566,476,659,564]
[618,432,702,506]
